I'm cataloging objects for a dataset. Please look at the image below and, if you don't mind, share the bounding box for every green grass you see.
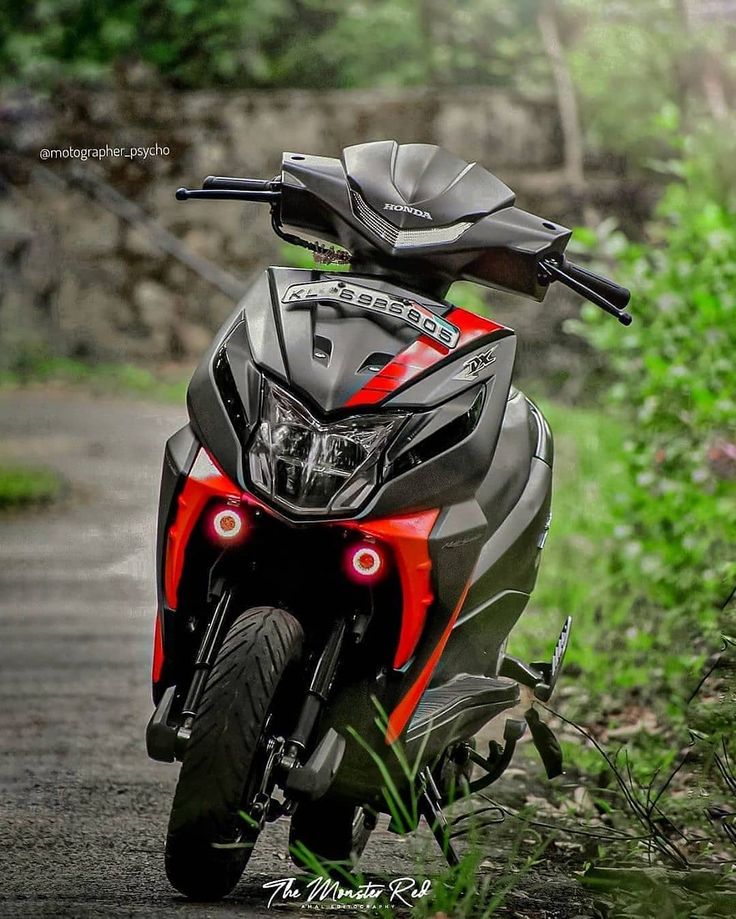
[509,400,638,716]
[0,355,189,404]
[0,465,63,509]
[509,398,627,686]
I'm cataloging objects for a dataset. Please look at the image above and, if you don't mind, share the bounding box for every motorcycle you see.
[146,140,632,900]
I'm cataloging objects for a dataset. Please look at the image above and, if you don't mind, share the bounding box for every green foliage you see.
[559,150,736,735]
[0,352,188,403]
[512,400,631,687]
[584,866,736,918]
[0,0,552,91]
[0,465,62,508]
[0,0,292,88]
[446,281,491,316]
[567,1,688,162]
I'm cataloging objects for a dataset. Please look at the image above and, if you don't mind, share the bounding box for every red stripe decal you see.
[346,335,446,407]
[152,613,165,684]
[346,307,505,408]
[447,307,505,341]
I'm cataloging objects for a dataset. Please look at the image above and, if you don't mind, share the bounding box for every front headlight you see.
[248,379,406,515]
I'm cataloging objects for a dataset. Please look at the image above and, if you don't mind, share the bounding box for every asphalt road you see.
[0,390,458,919]
[0,389,597,919]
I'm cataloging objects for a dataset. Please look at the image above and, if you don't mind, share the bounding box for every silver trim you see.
[452,346,497,382]
[351,191,473,249]
[454,589,530,628]
[282,280,460,349]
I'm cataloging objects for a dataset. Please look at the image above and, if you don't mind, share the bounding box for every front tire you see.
[165,607,304,901]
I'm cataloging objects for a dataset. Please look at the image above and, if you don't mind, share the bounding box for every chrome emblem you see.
[382,203,432,221]
[282,281,460,349]
[452,347,497,381]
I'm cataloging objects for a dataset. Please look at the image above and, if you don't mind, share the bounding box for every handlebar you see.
[174,175,632,325]
[202,175,277,193]
[562,260,631,310]
[175,186,280,202]
[539,257,633,326]
[176,175,281,202]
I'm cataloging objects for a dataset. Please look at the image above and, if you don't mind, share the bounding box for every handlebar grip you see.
[176,186,280,202]
[564,260,631,310]
[539,257,632,325]
[203,175,274,192]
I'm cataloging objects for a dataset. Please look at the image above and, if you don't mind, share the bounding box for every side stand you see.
[418,767,460,867]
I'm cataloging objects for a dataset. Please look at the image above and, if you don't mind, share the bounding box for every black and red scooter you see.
[146,140,631,900]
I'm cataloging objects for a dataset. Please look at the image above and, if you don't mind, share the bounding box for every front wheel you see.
[165,607,304,901]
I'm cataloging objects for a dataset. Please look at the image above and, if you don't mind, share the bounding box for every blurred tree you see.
[679,0,736,122]
[1,0,316,88]
[2,0,735,179]
[537,0,587,199]
[0,0,549,90]
[567,0,736,164]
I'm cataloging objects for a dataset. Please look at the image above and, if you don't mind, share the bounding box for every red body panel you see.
[152,613,164,685]
[158,450,444,712]
[385,581,471,744]
[344,509,439,669]
[164,469,241,610]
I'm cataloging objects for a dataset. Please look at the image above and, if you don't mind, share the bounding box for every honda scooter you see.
[146,140,632,900]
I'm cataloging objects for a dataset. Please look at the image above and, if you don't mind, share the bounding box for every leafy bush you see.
[0,0,548,91]
[578,154,736,701]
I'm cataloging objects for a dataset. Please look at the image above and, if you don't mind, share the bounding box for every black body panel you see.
[270,271,418,412]
[187,268,517,520]
[342,141,515,229]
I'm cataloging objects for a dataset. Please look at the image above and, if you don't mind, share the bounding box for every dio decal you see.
[452,346,497,381]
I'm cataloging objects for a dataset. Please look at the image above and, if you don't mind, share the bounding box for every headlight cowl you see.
[248,379,406,515]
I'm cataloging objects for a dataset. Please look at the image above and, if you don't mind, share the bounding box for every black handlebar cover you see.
[177,165,631,322]
[563,259,631,309]
[203,175,276,192]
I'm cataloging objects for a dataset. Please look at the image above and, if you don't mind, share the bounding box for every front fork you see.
[176,583,234,756]
[282,618,347,765]
[147,591,356,824]
[146,583,234,763]
[250,617,348,827]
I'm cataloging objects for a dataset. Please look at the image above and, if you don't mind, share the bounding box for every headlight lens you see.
[248,379,406,514]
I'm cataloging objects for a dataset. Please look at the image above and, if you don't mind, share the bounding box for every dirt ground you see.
[0,389,601,918]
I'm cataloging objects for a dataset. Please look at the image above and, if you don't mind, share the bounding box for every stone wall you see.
[0,86,653,392]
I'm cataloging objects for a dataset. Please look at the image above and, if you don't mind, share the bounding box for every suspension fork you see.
[281,617,347,768]
[146,584,234,762]
[180,599,347,764]
[174,586,234,755]
[250,617,349,823]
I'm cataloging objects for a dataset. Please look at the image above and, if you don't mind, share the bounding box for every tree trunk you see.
[537,0,587,201]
